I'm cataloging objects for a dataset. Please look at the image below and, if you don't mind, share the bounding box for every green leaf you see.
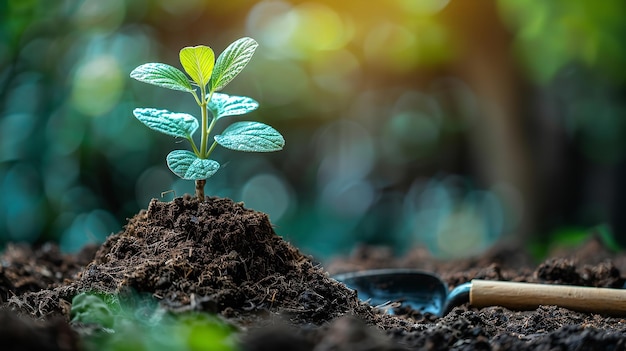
[133,108,198,138]
[215,121,284,152]
[179,46,215,87]
[71,293,117,328]
[130,63,193,92]
[207,93,259,119]
[167,150,220,180]
[210,37,258,92]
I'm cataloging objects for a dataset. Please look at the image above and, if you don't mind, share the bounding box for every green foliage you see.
[167,150,220,180]
[215,122,285,152]
[133,108,199,139]
[529,224,622,261]
[71,292,238,351]
[130,37,284,190]
[71,292,119,329]
[498,0,626,83]
[207,93,258,120]
[180,46,215,88]
[129,63,194,93]
[210,37,258,92]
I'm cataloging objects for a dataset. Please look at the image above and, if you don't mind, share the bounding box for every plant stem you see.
[195,179,206,201]
[199,85,208,159]
[205,116,217,152]
[196,86,209,201]
[206,140,218,157]
[188,137,200,155]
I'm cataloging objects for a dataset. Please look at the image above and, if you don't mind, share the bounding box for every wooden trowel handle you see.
[470,279,626,316]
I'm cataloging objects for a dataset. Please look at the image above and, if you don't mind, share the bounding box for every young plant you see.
[71,291,238,351]
[130,37,284,200]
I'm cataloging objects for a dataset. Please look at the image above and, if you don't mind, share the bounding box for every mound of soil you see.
[2,196,626,350]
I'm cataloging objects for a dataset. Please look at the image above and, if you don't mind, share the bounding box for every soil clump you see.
[2,196,626,350]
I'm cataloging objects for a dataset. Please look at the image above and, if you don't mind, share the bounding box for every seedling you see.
[130,37,284,200]
[71,292,237,350]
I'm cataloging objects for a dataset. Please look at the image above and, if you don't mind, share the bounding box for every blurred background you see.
[1,0,625,260]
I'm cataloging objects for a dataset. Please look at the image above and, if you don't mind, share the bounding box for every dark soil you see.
[2,196,626,350]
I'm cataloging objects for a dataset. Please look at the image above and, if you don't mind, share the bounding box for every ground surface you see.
[1,196,626,350]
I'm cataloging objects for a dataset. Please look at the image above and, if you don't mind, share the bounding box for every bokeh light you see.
[498,0,626,83]
[403,175,505,258]
[73,0,126,34]
[1,163,44,242]
[2,0,626,260]
[60,209,119,252]
[240,173,294,222]
[72,55,124,116]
